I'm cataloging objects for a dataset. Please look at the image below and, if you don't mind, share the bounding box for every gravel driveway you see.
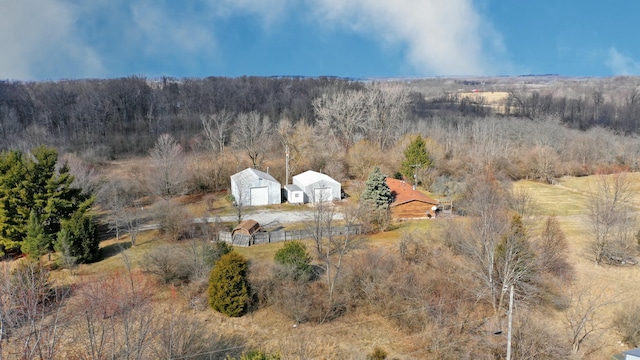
[203,208,344,229]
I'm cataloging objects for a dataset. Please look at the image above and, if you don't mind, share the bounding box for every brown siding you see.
[391,200,436,219]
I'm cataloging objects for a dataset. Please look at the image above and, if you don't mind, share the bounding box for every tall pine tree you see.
[21,210,50,259]
[400,135,432,182]
[0,146,93,256]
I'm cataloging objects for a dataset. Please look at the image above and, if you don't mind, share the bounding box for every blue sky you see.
[2,0,639,81]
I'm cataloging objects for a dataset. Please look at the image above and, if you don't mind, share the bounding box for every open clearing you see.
[73,172,640,358]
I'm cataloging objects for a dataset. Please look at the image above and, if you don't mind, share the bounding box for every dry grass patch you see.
[514,179,589,216]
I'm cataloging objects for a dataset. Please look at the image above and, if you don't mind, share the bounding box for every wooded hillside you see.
[3,75,640,359]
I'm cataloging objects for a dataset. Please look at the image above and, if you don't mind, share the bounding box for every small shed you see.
[230,168,282,207]
[284,184,304,204]
[232,220,262,237]
[292,170,341,203]
[386,178,439,218]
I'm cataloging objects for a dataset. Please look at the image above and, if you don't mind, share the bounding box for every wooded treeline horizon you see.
[3,75,640,190]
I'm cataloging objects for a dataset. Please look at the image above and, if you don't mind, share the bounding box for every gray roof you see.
[231,168,280,185]
[285,184,302,192]
[293,170,339,187]
[626,348,640,356]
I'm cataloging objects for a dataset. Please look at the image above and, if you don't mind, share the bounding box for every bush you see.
[367,347,388,360]
[154,200,192,241]
[55,211,99,264]
[208,252,250,317]
[274,241,311,281]
[141,245,191,284]
[227,350,281,360]
[614,303,640,347]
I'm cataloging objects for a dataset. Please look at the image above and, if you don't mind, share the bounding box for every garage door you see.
[313,187,333,203]
[250,187,269,206]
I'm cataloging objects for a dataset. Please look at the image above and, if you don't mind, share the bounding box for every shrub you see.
[273,241,312,281]
[208,252,250,317]
[141,245,191,284]
[154,200,192,241]
[367,347,388,360]
[227,350,281,360]
[55,210,99,264]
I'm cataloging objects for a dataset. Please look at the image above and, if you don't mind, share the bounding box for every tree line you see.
[0,76,363,156]
[4,75,640,160]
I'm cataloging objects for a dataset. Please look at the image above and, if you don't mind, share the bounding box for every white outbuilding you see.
[230,168,282,207]
[284,184,304,204]
[292,170,341,203]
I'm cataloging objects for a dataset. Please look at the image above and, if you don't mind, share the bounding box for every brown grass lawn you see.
[40,171,640,358]
[457,91,510,113]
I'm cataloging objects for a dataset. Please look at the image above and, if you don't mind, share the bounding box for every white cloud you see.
[306,0,511,76]
[0,0,513,79]
[0,0,104,80]
[606,47,640,76]
[131,0,217,56]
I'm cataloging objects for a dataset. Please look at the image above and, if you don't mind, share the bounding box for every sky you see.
[1,0,640,81]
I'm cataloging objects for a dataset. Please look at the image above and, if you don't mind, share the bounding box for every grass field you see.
[51,172,640,358]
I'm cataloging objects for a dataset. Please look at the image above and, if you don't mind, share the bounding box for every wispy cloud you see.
[0,0,512,79]
[0,0,104,80]
[209,0,292,25]
[131,0,217,56]
[306,0,512,76]
[606,47,640,75]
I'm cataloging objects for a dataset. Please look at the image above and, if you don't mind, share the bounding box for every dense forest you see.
[3,75,640,158]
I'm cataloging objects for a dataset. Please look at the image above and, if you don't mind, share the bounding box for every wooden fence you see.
[217,224,362,247]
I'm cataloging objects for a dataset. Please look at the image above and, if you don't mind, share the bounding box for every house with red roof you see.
[386,177,439,219]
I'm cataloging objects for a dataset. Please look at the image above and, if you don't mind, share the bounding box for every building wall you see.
[391,200,436,219]
[285,188,304,204]
[293,178,341,203]
[231,178,281,206]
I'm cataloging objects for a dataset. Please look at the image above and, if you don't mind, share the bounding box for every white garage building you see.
[230,168,282,207]
[292,170,341,203]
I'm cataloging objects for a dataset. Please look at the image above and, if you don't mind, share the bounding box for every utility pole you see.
[285,144,290,185]
[506,285,514,360]
[410,164,420,190]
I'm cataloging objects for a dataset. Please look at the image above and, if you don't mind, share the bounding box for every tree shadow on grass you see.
[99,241,132,261]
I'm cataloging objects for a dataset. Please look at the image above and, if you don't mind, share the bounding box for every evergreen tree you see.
[21,210,50,259]
[0,147,93,256]
[400,135,432,182]
[55,210,99,264]
[361,167,392,209]
[0,150,28,254]
[208,252,250,317]
[274,241,312,281]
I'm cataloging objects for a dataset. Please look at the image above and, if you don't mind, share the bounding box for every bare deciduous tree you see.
[494,214,538,311]
[100,179,143,246]
[0,262,69,360]
[148,133,188,198]
[312,90,368,150]
[365,83,412,151]
[306,199,363,321]
[534,216,573,281]
[563,286,613,356]
[446,172,510,313]
[586,173,637,265]
[201,110,234,153]
[527,145,559,184]
[232,111,272,169]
